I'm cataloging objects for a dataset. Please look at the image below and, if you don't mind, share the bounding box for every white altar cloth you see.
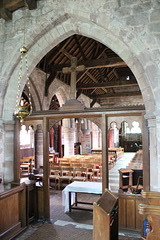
[62,181,102,212]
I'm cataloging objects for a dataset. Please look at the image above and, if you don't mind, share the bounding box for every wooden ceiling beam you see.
[74,35,87,61]
[76,48,107,83]
[0,0,37,20]
[82,57,126,69]
[47,57,126,73]
[93,43,99,59]
[47,37,72,65]
[1,0,23,9]
[90,99,97,108]
[61,48,73,60]
[0,7,12,20]
[86,72,108,93]
[45,55,123,91]
[26,0,37,10]
[1,0,37,10]
[89,91,141,99]
[77,80,138,90]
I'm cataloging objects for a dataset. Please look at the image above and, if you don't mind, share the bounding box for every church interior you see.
[1,1,160,240]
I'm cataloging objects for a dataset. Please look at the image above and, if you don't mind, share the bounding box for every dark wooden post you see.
[43,117,50,220]
[142,114,150,191]
[102,114,108,193]
[14,117,20,183]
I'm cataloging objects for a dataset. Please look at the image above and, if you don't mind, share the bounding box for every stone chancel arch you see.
[2,0,158,120]
[0,0,160,189]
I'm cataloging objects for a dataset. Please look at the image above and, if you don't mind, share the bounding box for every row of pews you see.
[20,156,35,177]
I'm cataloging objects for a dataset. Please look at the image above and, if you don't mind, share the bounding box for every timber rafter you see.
[41,35,141,107]
[77,80,138,90]
[89,91,141,99]
[0,0,37,20]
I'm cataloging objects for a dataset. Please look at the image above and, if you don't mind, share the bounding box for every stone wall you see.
[0,121,4,181]
[1,0,160,120]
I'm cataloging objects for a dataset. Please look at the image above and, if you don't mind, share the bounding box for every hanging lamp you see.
[14,0,32,125]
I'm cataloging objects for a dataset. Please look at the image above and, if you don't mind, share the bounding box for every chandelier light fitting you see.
[14,1,32,125]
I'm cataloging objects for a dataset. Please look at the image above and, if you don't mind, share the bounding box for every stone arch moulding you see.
[53,86,69,108]
[2,13,156,121]
[49,119,62,130]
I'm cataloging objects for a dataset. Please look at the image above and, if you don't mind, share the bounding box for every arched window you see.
[20,125,30,145]
[49,95,60,110]
[131,121,141,133]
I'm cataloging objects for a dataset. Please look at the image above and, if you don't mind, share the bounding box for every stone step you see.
[109,178,119,184]
[109,173,119,177]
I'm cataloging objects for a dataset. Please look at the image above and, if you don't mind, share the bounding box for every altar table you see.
[62,181,102,212]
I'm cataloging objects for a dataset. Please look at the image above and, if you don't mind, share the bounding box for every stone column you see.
[146,115,158,191]
[0,120,4,183]
[35,124,43,169]
[155,113,160,191]
[3,121,15,183]
[49,127,54,148]
[91,122,99,149]
[102,114,108,193]
[77,121,83,143]
[62,119,75,156]
[98,130,102,148]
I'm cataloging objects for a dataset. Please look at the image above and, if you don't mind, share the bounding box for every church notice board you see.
[93,189,118,240]
[81,134,91,154]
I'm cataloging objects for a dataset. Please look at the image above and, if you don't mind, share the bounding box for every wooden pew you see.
[0,184,26,239]
[139,191,160,239]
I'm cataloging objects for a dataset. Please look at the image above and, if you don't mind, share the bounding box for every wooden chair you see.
[58,167,73,190]
[70,163,82,168]
[60,163,71,167]
[72,167,87,182]
[130,176,143,194]
[49,169,60,189]
[92,165,101,181]
[20,163,30,177]
[83,164,94,181]
[34,165,43,183]
[50,166,61,175]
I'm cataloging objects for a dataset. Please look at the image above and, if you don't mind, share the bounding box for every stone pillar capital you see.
[144,113,156,128]
[37,124,42,131]
[3,120,15,132]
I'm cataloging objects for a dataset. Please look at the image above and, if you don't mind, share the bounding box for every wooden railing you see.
[0,184,26,239]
